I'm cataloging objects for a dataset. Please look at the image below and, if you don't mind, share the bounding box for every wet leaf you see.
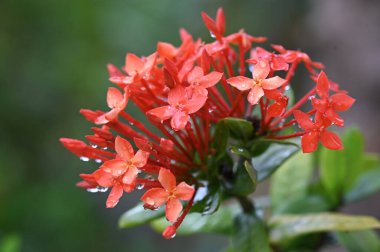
[220,117,253,141]
[119,203,164,228]
[345,167,380,203]
[269,213,380,243]
[191,181,221,215]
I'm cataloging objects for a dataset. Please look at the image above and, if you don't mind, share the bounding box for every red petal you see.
[316,71,329,99]
[262,76,287,90]
[293,110,315,131]
[132,150,149,167]
[141,188,168,208]
[268,101,286,117]
[166,198,182,222]
[198,71,223,88]
[253,60,270,80]
[187,66,204,84]
[125,53,144,76]
[320,130,343,150]
[93,169,114,187]
[325,108,344,127]
[147,106,176,121]
[158,168,176,192]
[100,159,127,177]
[247,86,264,105]
[162,226,177,239]
[106,183,123,208]
[115,136,134,161]
[171,110,190,131]
[216,8,225,35]
[168,85,187,105]
[201,12,218,38]
[122,165,139,185]
[301,131,319,153]
[331,93,355,111]
[157,42,178,59]
[174,182,194,200]
[311,98,328,112]
[226,76,252,91]
[185,93,207,114]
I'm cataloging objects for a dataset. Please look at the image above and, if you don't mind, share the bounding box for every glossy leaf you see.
[150,204,239,235]
[274,195,330,215]
[345,167,380,203]
[270,152,313,213]
[213,121,230,160]
[119,203,164,228]
[220,117,253,141]
[229,146,251,159]
[232,213,272,252]
[252,143,299,182]
[335,230,380,252]
[225,159,257,196]
[191,181,222,215]
[269,213,380,243]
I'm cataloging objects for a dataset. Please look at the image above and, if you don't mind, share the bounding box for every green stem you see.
[237,196,255,214]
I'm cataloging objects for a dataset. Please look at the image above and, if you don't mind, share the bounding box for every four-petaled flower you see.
[93,136,149,208]
[95,87,129,124]
[311,71,355,127]
[294,110,343,153]
[227,60,287,105]
[186,66,223,96]
[141,168,194,222]
[147,85,207,130]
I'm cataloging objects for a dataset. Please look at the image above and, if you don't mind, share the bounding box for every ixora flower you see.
[61,8,355,239]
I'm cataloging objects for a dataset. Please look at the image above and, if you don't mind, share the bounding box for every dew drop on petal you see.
[95,159,102,164]
[285,85,290,91]
[170,233,176,239]
[209,31,216,38]
[91,144,98,148]
[80,156,90,162]
[308,95,315,100]
[249,65,254,73]
[137,184,145,190]
[102,147,108,150]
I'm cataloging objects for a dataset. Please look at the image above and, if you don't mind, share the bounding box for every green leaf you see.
[335,230,380,252]
[345,167,380,203]
[274,195,330,215]
[213,121,230,160]
[0,234,21,252]
[252,143,299,182]
[150,204,239,235]
[362,153,380,171]
[191,181,222,215]
[119,203,164,229]
[269,213,380,243]
[229,146,251,159]
[232,213,272,252]
[220,117,253,141]
[224,159,257,196]
[270,152,313,213]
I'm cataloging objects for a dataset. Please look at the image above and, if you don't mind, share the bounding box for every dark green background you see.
[1,0,379,251]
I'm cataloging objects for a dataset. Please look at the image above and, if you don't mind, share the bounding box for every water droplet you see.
[80,156,90,162]
[209,31,216,38]
[137,184,145,190]
[98,186,108,193]
[238,148,244,152]
[129,122,134,126]
[249,65,254,73]
[170,160,176,165]
[170,233,176,238]
[308,95,315,100]
[285,85,290,91]
[87,186,108,193]
[169,130,174,135]
[95,159,102,164]
[91,144,98,148]
[102,147,108,150]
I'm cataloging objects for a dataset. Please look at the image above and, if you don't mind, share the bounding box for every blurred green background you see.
[1,0,379,251]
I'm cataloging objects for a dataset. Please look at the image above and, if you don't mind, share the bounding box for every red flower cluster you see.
[61,8,354,238]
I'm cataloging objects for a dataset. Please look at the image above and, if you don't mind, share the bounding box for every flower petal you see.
[147,106,176,121]
[226,76,252,91]
[92,169,114,187]
[198,71,223,88]
[331,93,355,112]
[316,71,329,99]
[122,165,139,185]
[115,136,134,161]
[247,85,264,105]
[125,53,144,76]
[166,198,182,222]
[141,188,168,209]
[174,182,194,200]
[106,183,123,208]
[262,76,287,90]
[158,168,176,192]
[132,150,149,167]
[253,60,270,80]
[170,110,190,130]
[187,66,204,84]
[168,85,187,106]
[99,159,127,177]
[107,87,124,109]
[320,130,343,150]
[301,131,319,153]
[186,93,208,114]
[293,110,315,131]
[157,42,178,59]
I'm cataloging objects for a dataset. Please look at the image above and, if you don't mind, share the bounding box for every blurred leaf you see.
[269,213,380,243]
[119,203,164,229]
[249,139,298,157]
[0,234,21,252]
[191,181,222,215]
[274,195,330,215]
[270,152,313,213]
[335,230,380,252]
[362,153,380,171]
[232,213,272,252]
[213,121,230,160]
[345,167,380,203]
[229,146,251,159]
[150,204,239,235]
[220,117,253,141]
[252,143,299,182]
[225,159,257,196]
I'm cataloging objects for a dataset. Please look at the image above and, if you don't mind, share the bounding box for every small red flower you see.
[311,71,355,127]
[201,8,225,41]
[265,89,288,117]
[95,87,129,125]
[141,168,194,222]
[294,110,343,153]
[93,136,149,208]
[247,47,289,71]
[186,66,223,96]
[147,85,207,130]
[227,60,287,104]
